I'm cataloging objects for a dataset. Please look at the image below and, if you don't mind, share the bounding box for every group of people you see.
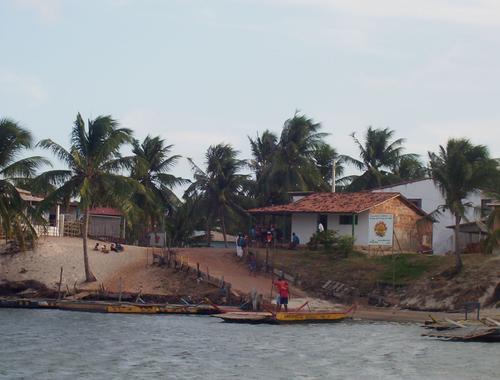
[249,224,283,248]
[93,242,124,254]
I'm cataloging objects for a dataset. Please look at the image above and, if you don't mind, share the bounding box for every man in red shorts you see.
[274,277,289,312]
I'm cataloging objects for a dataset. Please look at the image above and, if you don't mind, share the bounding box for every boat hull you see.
[214,310,351,324]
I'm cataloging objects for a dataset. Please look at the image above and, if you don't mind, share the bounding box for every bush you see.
[307,230,355,257]
[337,235,355,257]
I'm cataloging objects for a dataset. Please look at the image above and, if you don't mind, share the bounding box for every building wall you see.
[289,198,431,252]
[89,215,122,239]
[327,212,369,245]
[291,213,318,243]
[374,179,483,254]
[369,197,433,253]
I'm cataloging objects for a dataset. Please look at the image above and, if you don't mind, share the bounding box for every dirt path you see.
[178,248,307,299]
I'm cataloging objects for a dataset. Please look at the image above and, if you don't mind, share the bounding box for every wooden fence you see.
[146,247,234,300]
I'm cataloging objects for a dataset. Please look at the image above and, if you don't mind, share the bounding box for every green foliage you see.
[128,135,187,239]
[375,254,437,286]
[307,230,355,257]
[0,118,49,246]
[343,127,425,191]
[185,143,249,247]
[248,112,329,205]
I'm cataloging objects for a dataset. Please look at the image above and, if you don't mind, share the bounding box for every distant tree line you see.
[1,112,499,278]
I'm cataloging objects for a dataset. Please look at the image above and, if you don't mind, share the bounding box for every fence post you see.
[57,267,63,300]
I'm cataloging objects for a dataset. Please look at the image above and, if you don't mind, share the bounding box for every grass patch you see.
[374,254,446,286]
[250,247,451,295]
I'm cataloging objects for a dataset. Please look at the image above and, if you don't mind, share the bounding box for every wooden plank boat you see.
[422,316,500,342]
[213,306,355,324]
[0,298,219,315]
[55,300,219,315]
[0,297,55,309]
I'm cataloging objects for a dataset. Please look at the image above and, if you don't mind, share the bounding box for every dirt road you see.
[178,248,307,299]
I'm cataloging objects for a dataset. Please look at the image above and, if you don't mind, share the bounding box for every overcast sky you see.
[2,0,500,191]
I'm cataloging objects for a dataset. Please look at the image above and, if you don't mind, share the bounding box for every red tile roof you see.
[248,192,426,215]
[89,207,122,217]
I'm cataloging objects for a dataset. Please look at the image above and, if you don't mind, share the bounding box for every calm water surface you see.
[0,309,498,379]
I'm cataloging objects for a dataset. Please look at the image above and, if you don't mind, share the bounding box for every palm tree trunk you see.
[82,208,96,282]
[221,207,228,248]
[206,218,211,247]
[454,214,463,272]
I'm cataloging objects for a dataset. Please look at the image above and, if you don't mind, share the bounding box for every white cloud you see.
[13,0,62,23]
[262,0,500,28]
[0,69,48,105]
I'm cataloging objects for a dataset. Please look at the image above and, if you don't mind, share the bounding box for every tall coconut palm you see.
[36,113,134,282]
[186,144,248,247]
[248,130,278,205]
[344,127,418,191]
[312,143,345,191]
[428,139,499,272]
[0,118,48,244]
[130,135,188,234]
[272,114,327,192]
[391,154,427,182]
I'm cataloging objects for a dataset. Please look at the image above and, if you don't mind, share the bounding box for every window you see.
[339,214,358,225]
[407,198,422,209]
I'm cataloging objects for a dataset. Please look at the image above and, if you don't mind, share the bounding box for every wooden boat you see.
[55,300,219,315]
[0,298,219,315]
[213,305,355,324]
[422,316,500,342]
[0,297,55,309]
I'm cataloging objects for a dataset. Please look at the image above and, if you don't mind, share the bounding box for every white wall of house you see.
[373,178,484,254]
[327,212,369,245]
[290,212,370,245]
[291,213,318,243]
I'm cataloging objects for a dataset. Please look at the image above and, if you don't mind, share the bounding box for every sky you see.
[2,0,500,192]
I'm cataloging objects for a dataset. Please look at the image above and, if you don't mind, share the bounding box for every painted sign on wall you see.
[368,214,394,246]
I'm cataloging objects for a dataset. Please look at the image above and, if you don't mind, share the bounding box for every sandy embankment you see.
[0,236,147,291]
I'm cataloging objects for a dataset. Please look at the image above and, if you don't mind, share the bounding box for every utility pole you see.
[331,158,337,193]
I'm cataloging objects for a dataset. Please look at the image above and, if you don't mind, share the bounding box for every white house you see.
[249,192,432,253]
[373,178,491,254]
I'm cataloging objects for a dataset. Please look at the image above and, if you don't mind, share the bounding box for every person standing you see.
[274,277,289,312]
[318,222,324,232]
[236,233,244,258]
[289,232,300,249]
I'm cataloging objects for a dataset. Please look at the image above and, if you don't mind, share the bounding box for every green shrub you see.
[307,230,355,257]
[337,235,355,257]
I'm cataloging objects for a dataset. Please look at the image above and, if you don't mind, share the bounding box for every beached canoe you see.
[55,300,219,315]
[0,298,220,315]
[213,307,354,324]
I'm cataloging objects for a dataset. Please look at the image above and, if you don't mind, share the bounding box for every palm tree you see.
[391,154,427,182]
[272,114,327,193]
[0,118,48,245]
[312,143,345,191]
[428,139,499,272]
[248,130,278,204]
[130,135,187,235]
[344,127,418,191]
[249,113,329,205]
[36,113,134,282]
[186,144,248,247]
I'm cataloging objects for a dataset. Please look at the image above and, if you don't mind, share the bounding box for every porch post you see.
[351,213,355,237]
[56,204,61,235]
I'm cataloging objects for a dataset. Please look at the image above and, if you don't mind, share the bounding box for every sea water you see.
[0,309,498,379]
